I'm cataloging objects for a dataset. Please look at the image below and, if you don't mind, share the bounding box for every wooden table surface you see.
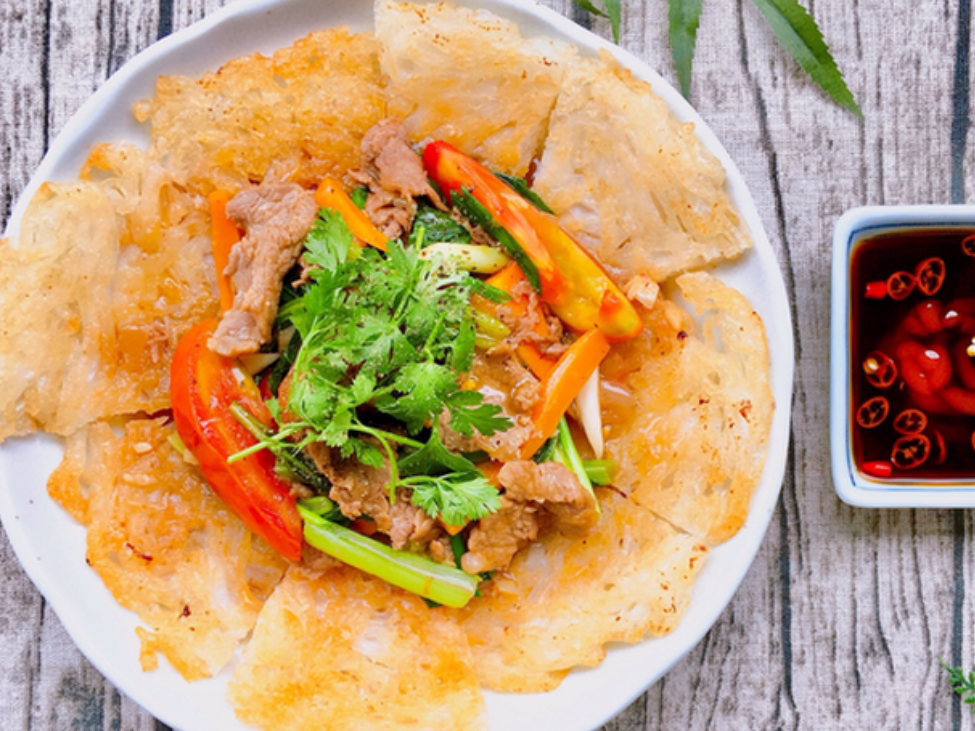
[1,0,973,729]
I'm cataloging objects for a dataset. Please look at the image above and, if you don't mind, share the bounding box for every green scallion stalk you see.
[298,504,480,608]
[583,459,617,486]
[554,417,601,514]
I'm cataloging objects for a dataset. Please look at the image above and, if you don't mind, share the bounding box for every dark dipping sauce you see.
[851,228,975,480]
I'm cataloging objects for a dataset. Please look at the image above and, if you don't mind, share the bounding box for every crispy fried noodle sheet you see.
[0,3,772,729]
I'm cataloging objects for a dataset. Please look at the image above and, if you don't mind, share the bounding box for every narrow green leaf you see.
[668,0,704,99]
[570,0,609,19]
[603,0,621,43]
[747,0,861,116]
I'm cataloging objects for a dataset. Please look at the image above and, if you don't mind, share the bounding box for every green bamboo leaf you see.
[668,0,704,99]
[604,0,622,43]
[748,0,861,116]
[570,0,609,19]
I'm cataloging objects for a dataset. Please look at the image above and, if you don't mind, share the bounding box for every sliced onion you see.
[239,352,281,376]
[575,366,604,459]
[419,243,510,274]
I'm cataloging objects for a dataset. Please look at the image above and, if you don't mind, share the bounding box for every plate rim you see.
[0,1,795,729]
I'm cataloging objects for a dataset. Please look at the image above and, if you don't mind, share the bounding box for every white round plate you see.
[0,1,795,730]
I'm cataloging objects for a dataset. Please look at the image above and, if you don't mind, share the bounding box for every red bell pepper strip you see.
[519,328,612,459]
[423,141,643,342]
[171,319,303,561]
[315,177,388,251]
[208,190,240,312]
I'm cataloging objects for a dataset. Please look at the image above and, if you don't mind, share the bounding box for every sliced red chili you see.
[892,408,927,434]
[861,461,893,478]
[863,350,898,388]
[856,397,890,428]
[864,281,887,300]
[887,271,916,301]
[914,257,946,296]
[891,434,931,470]
[962,234,975,258]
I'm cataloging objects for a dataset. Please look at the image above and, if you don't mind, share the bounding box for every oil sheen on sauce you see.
[851,228,975,480]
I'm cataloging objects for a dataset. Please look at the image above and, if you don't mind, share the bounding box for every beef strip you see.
[324,457,394,533]
[209,182,318,357]
[461,460,598,574]
[388,489,440,550]
[350,118,444,241]
[462,496,539,575]
[499,460,599,532]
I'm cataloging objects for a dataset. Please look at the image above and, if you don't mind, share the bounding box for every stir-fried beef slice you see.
[499,279,566,358]
[209,183,318,357]
[324,457,393,533]
[500,460,599,532]
[462,461,598,574]
[461,496,539,575]
[389,489,441,550]
[351,118,444,241]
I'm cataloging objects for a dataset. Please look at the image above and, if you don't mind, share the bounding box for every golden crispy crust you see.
[376,0,570,175]
[84,418,288,680]
[230,564,486,731]
[533,53,751,282]
[135,29,387,193]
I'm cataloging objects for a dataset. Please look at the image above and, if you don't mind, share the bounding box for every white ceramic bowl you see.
[0,1,795,729]
[831,205,975,508]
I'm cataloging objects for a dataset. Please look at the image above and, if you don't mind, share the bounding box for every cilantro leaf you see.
[398,427,478,478]
[377,362,457,434]
[407,473,501,526]
[446,390,512,438]
[304,208,354,276]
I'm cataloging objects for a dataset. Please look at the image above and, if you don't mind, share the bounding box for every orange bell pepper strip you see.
[208,190,240,312]
[171,319,303,561]
[480,262,557,379]
[519,328,612,459]
[423,141,643,342]
[315,177,388,251]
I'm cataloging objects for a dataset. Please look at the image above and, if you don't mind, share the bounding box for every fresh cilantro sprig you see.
[267,208,510,525]
[405,473,500,526]
[940,658,975,712]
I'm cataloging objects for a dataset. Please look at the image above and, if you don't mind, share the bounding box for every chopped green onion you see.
[472,309,511,341]
[299,504,480,608]
[583,459,617,486]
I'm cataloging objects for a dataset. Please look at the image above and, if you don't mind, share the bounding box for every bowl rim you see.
[830,204,975,508]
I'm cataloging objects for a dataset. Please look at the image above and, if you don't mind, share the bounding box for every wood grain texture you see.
[0,0,972,730]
